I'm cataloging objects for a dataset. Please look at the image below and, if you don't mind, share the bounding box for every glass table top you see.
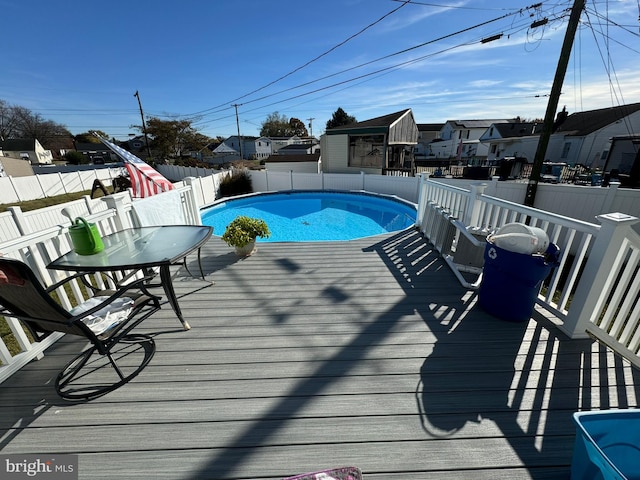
[49,225,212,271]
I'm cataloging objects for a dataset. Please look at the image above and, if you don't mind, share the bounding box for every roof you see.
[213,143,239,154]
[554,102,640,136]
[447,119,510,129]
[417,123,444,131]
[326,109,413,134]
[74,143,112,152]
[493,122,539,138]
[0,139,37,151]
[278,144,315,151]
[265,152,321,163]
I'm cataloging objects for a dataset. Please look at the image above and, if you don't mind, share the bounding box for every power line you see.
[192,4,559,126]
[182,1,413,119]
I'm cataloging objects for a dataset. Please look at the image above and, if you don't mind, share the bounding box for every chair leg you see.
[55,334,156,401]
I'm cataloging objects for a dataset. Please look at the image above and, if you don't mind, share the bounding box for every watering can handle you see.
[74,217,96,250]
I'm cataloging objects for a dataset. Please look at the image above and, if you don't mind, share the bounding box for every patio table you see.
[48,225,213,330]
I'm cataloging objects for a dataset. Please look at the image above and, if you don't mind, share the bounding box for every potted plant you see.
[221,215,271,256]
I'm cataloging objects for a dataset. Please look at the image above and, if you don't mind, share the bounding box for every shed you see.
[321,109,419,174]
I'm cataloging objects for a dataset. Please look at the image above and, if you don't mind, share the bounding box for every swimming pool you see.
[201,191,417,242]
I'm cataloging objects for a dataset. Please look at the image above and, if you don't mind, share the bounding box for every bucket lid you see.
[489,223,549,255]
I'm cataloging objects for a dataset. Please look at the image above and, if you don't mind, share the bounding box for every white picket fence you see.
[1,168,640,385]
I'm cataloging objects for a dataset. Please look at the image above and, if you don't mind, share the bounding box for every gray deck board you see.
[1,228,639,479]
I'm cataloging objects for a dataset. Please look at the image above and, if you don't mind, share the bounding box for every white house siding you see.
[499,110,640,167]
[487,136,540,162]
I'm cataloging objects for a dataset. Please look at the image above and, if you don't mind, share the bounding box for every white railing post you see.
[463,182,487,227]
[82,195,96,214]
[7,206,32,235]
[101,195,132,231]
[561,212,640,339]
[416,173,429,228]
[183,178,203,225]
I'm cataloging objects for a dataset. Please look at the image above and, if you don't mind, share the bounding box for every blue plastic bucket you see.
[478,242,559,322]
[571,410,640,479]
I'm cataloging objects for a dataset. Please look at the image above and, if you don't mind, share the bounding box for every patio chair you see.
[0,257,161,401]
[131,190,207,280]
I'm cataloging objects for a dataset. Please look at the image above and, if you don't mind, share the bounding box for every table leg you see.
[159,265,191,330]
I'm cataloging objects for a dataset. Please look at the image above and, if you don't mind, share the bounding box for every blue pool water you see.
[201,191,417,242]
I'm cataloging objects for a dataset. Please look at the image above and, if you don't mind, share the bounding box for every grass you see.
[0,189,96,213]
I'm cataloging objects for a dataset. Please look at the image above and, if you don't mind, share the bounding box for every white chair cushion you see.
[70,296,134,335]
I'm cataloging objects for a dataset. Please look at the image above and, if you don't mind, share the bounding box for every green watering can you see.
[69,217,104,255]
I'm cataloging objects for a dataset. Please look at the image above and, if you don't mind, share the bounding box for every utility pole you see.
[232,104,244,160]
[133,90,153,160]
[524,0,585,207]
[307,117,315,138]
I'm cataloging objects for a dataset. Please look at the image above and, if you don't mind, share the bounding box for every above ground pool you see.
[201,191,417,242]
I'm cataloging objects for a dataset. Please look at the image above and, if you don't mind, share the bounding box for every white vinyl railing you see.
[416,176,640,368]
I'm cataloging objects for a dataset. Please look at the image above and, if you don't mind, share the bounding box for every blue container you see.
[571,410,640,479]
[478,242,559,322]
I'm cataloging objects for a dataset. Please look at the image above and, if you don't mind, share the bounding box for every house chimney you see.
[553,106,569,132]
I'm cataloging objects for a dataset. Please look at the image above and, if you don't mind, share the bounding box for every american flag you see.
[98,137,174,198]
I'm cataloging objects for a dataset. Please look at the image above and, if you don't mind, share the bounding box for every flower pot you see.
[234,240,256,257]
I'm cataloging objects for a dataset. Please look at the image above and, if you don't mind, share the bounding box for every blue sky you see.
[3,0,639,141]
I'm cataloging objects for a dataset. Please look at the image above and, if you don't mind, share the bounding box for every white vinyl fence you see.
[0,167,127,204]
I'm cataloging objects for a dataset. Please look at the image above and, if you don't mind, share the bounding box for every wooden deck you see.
[1,228,639,479]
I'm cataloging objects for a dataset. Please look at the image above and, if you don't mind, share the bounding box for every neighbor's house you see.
[209,142,240,165]
[264,152,321,174]
[0,139,53,165]
[549,103,640,168]
[414,123,444,161]
[276,142,320,155]
[270,136,302,154]
[123,135,148,154]
[480,122,541,163]
[74,143,117,164]
[320,109,419,174]
[430,119,511,163]
[223,136,272,161]
[482,103,640,169]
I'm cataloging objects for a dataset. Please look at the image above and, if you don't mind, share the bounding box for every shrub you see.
[219,169,253,198]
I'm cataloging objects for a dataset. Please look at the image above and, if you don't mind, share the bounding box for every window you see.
[561,142,571,159]
[348,134,384,168]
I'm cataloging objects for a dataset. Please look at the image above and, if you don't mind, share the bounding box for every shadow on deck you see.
[1,229,639,479]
